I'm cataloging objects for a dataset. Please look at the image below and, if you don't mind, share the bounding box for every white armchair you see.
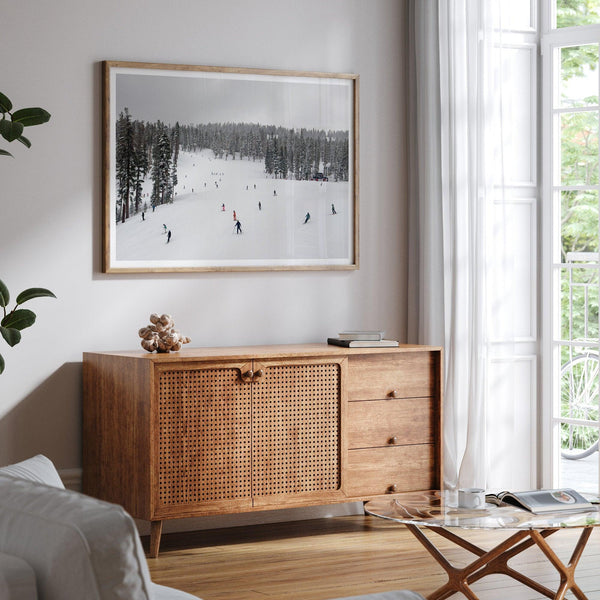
[0,455,199,600]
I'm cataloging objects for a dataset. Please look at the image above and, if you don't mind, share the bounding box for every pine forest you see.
[115,109,350,224]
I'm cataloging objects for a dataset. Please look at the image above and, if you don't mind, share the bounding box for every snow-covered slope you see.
[115,149,352,267]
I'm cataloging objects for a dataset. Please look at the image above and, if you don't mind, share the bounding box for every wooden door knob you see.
[244,369,254,379]
[254,369,264,378]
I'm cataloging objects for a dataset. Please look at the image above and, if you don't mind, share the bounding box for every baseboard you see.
[59,467,82,491]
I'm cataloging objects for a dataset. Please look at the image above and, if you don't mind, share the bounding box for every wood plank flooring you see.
[145,515,600,600]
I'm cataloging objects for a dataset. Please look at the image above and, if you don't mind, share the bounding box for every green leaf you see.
[17,135,31,149]
[0,326,21,347]
[0,119,24,142]
[0,92,12,113]
[0,148,14,157]
[1,309,36,331]
[16,287,56,304]
[0,280,9,307]
[12,107,51,127]
[0,353,4,375]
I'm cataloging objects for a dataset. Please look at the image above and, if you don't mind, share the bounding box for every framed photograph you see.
[102,61,359,273]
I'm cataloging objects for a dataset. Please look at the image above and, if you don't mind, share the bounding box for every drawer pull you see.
[387,484,399,494]
[390,390,399,398]
[254,369,264,378]
[244,369,254,379]
[388,436,399,445]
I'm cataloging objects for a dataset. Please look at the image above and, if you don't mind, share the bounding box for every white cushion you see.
[0,454,64,489]
[0,473,153,600]
[0,552,37,600]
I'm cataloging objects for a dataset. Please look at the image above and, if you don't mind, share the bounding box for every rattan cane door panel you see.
[251,360,343,506]
[156,365,252,513]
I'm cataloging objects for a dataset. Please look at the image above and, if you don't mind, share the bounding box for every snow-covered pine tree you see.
[336,135,349,181]
[322,135,332,179]
[116,108,135,223]
[277,145,288,179]
[293,131,303,180]
[286,140,295,180]
[271,137,280,178]
[265,138,274,175]
[133,120,149,214]
[170,122,180,198]
[151,124,172,206]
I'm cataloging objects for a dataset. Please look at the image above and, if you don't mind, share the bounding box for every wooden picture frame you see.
[102,61,359,273]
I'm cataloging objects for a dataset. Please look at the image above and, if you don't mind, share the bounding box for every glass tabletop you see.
[365,490,600,530]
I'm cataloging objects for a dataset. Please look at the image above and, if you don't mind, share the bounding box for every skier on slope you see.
[303,212,311,224]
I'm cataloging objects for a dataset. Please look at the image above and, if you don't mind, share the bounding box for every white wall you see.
[0,0,408,503]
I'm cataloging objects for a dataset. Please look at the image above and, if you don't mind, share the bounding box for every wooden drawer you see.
[345,445,436,497]
[347,398,434,449]
[347,352,436,401]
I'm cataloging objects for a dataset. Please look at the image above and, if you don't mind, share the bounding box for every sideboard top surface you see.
[83,343,442,363]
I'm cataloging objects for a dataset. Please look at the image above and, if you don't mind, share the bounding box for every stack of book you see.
[327,331,400,348]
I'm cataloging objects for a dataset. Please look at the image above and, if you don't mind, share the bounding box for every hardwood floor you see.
[145,515,600,600]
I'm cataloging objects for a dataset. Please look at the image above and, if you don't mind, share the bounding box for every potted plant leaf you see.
[0,283,56,373]
[0,91,50,156]
[1,91,54,373]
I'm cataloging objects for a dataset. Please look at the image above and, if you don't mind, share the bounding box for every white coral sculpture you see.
[138,313,191,353]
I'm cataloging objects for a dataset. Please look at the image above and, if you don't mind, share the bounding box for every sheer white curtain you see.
[407,0,506,492]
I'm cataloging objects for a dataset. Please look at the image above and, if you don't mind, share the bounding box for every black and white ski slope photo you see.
[109,66,356,269]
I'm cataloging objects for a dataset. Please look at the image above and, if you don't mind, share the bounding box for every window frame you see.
[541,14,600,492]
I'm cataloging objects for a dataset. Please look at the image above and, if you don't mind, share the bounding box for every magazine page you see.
[504,489,593,513]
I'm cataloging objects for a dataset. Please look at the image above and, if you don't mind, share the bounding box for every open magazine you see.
[485,488,595,514]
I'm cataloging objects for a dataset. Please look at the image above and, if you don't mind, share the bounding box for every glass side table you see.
[365,490,600,600]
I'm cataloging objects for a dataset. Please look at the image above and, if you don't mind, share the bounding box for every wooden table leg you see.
[529,527,593,600]
[404,524,530,600]
[403,524,594,600]
[468,528,560,599]
[149,520,163,558]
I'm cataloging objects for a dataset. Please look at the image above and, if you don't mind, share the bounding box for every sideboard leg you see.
[149,520,163,558]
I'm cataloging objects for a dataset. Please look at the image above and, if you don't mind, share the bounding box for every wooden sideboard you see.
[83,344,442,556]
